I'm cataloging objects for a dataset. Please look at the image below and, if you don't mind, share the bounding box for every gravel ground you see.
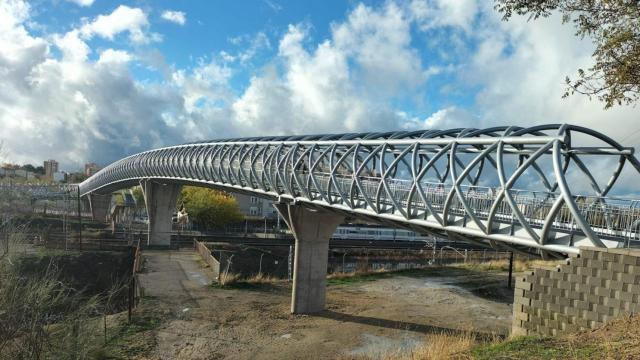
[133,250,514,360]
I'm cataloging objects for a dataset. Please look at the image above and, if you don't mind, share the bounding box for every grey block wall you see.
[512,246,640,337]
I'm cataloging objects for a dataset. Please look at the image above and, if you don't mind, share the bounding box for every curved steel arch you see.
[79,124,640,254]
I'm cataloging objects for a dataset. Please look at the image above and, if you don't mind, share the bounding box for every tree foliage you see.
[179,187,243,229]
[495,0,640,108]
[131,186,145,208]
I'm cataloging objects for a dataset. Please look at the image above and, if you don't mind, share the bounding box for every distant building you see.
[84,162,100,177]
[234,194,278,220]
[44,159,58,179]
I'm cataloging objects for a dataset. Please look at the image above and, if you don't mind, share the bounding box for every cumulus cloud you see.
[0,0,638,184]
[172,59,233,112]
[0,1,181,168]
[410,0,478,33]
[66,0,95,7]
[161,10,186,26]
[80,5,155,44]
[98,49,133,64]
[232,2,431,136]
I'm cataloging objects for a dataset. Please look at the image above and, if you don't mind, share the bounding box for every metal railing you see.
[78,124,640,254]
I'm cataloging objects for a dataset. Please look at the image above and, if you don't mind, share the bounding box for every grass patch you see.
[467,314,640,359]
[95,303,164,359]
[327,266,470,285]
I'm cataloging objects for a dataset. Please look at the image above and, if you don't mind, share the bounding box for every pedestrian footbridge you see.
[77,124,640,255]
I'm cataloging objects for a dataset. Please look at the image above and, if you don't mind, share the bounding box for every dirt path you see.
[136,250,513,360]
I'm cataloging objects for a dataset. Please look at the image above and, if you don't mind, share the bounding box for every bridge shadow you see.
[314,310,505,340]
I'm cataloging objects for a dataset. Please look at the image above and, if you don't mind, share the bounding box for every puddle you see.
[349,333,423,359]
[422,277,465,292]
[186,271,210,286]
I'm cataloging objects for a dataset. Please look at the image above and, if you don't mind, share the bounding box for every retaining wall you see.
[194,240,220,279]
[512,246,640,336]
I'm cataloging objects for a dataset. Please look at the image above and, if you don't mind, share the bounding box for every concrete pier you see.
[274,203,344,314]
[88,193,111,222]
[141,181,182,247]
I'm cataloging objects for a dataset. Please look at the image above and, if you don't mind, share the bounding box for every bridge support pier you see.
[141,181,182,247]
[274,203,344,314]
[88,194,111,222]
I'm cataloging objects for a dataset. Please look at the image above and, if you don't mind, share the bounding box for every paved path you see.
[138,250,214,307]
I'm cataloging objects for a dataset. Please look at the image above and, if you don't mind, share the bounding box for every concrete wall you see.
[195,240,220,280]
[513,246,640,337]
[212,245,290,278]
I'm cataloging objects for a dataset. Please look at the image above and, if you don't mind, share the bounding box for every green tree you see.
[495,0,640,108]
[179,187,243,229]
[131,186,145,208]
[21,164,36,173]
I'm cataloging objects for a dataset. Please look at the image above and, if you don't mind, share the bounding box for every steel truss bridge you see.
[78,124,640,256]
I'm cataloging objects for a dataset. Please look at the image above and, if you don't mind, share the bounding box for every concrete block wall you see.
[512,246,640,336]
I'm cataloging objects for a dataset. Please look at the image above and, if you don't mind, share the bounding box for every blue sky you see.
[26,0,474,115]
[1,0,638,178]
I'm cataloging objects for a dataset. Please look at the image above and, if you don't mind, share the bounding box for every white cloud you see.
[410,0,478,33]
[161,10,186,26]
[98,49,132,64]
[1,0,638,191]
[80,5,153,44]
[232,3,431,136]
[458,2,639,146]
[264,0,282,12]
[0,1,182,168]
[53,30,90,62]
[66,0,95,7]
[172,59,233,112]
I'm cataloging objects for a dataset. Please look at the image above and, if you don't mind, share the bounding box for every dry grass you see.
[454,258,563,273]
[400,331,478,360]
[215,272,281,287]
[218,272,241,286]
[245,272,280,284]
[341,330,494,360]
[468,313,640,359]
[327,268,391,281]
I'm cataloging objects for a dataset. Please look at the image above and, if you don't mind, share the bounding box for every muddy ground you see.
[128,250,514,360]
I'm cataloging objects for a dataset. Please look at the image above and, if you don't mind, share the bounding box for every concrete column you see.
[274,203,344,314]
[141,181,182,247]
[89,193,111,222]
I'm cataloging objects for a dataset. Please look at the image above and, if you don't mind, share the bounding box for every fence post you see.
[507,251,514,289]
[128,279,133,323]
[77,186,82,251]
[342,251,347,272]
[288,245,293,282]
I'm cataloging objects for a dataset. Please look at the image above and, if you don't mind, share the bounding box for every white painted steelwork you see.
[78,124,640,255]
